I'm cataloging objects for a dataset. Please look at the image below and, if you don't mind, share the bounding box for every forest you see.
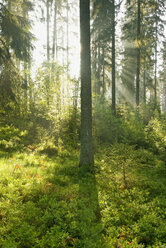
[0,0,166,247]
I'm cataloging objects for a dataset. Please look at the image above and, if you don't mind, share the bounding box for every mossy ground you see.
[0,144,166,247]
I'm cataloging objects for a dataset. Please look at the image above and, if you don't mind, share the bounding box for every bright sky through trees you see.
[31,1,80,78]
[31,0,166,82]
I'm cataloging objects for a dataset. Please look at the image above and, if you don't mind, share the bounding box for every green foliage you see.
[0,125,27,153]
[37,140,58,157]
[96,144,166,247]
[93,102,121,144]
[61,108,80,149]
[0,151,79,247]
[0,2,33,63]
[94,103,166,162]
[145,117,166,156]
[94,103,146,147]
[35,62,66,109]
[0,148,102,247]
[0,140,166,247]
[0,62,22,113]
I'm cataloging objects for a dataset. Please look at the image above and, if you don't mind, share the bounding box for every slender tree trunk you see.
[29,61,33,112]
[93,34,98,100]
[162,82,166,113]
[111,0,116,112]
[66,0,69,105]
[136,0,141,107]
[47,0,50,62]
[79,0,94,167]
[154,5,158,103]
[23,8,28,113]
[56,19,58,61]
[102,45,105,97]
[66,0,69,66]
[46,0,51,108]
[154,42,157,102]
[97,42,101,94]
[52,0,57,61]
[143,67,146,105]
[94,34,97,74]
[73,80,79,112]
[23,62,28,113]
[62,25,65,65]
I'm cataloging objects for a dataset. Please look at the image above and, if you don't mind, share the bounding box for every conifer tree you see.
[79,0,94,166]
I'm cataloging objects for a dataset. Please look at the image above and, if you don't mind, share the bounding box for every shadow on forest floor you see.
[50,155,103,247]
[0,151,101,247]
[77,166,103,248]
[1,148,166,247]
[0,150,15,158]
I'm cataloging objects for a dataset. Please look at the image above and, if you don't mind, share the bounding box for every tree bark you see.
[162,82,166,113]
[23,7,28,113]
[66,0,69,66]
[102,45,105,97]
[136,0,140,107]
[97,42,101,95]
[79,0,94,166]
[47,0,50,62]
[143,68,146,105]
[52,0,57,61]
[111,0,116,112]
[154,2,158,103]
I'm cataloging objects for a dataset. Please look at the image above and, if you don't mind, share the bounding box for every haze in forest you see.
[0,0,166,247]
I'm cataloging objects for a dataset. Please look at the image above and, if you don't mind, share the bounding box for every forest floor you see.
[0,144,166,248]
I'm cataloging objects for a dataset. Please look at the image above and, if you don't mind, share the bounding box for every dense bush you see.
[93,103,146,147]
[0,125,27,152]
[145,117,166,157]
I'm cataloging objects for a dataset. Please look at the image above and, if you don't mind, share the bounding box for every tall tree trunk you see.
[154,41,157,102]
[162,82,166,113]
[23,62,28,113]
[97,42,101,95]
[92,34,98,99]
[62,25,65,65]
[29,61,34,112]
[143,67,146,105]
[66,0,69,103]
[47,0,50,62]
[94,35,97,75]
[23,8,28,113]
[102,45,105,98]
[46,0,51,108]
[66,0,69,66]
[154,3,158,103]
[136,0,141,107]
[56,19,58,61]
[111,0,116,112]
[79,0,94,166]
[52,0,57,61]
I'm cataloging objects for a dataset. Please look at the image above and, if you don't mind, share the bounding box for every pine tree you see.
[79,0,94,167]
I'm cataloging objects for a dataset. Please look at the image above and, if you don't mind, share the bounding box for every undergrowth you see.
[0,112,166,247]
[0,143,166,247]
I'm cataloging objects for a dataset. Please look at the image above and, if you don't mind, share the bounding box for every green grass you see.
[0,145,166,247]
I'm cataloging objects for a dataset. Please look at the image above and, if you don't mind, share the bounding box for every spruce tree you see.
[79,0,94,167]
